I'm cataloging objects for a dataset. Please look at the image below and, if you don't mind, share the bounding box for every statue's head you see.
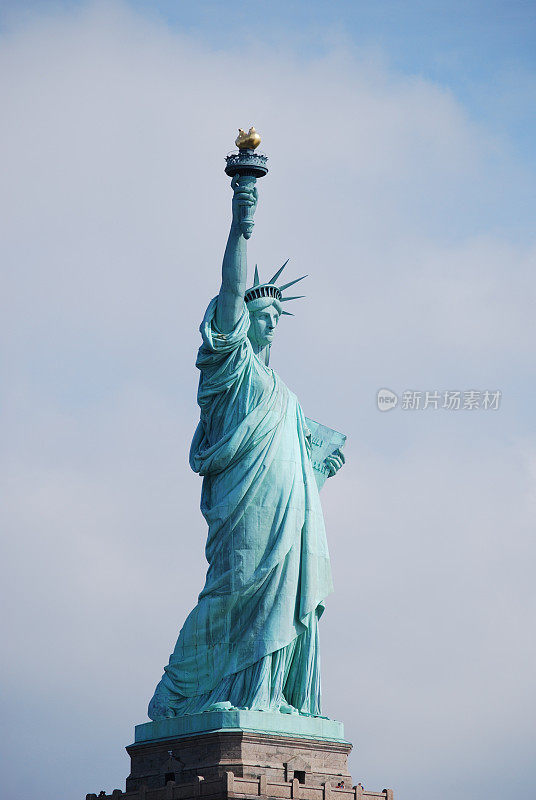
[247,296,282,349]
[244,261,306,354]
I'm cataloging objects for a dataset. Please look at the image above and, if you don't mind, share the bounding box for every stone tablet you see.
[305,418,347,490]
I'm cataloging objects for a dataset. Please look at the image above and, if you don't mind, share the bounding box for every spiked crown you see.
[244,261,306,316]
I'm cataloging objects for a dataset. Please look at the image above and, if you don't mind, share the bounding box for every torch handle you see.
[235,174,257,240]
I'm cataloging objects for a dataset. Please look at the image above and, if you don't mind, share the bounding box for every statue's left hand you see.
[324,449,345,478]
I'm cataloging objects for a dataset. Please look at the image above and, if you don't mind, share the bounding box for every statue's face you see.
[248,304,281,349]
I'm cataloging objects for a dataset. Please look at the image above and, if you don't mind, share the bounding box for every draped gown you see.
[148,299,333,719]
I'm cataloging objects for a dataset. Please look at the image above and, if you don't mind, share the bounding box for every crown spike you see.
[268,259,289,285]
[281,295,305,302]
[253,264,260,286]
[279,274,307,292]
[281,310,294,316]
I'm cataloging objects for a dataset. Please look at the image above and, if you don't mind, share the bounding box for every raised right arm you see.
[215,176,257,333]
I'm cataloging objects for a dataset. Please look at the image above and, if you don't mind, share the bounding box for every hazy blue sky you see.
[2,0,536,163]
[1,3,535,800]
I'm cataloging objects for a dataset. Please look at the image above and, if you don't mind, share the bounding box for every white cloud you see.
[1,3,535,800]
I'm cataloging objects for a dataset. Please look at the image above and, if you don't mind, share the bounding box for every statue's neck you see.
[251,342,270,366]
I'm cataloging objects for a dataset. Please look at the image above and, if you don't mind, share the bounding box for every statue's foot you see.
[279,701,299,715]
[206,701,237,712]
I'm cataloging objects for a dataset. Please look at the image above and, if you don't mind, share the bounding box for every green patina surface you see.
[147,141,346,734]
[135,710,346,744]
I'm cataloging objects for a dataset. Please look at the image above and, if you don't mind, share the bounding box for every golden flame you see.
[235,127,261,150]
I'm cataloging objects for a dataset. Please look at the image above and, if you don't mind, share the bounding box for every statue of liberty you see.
[148,129,345,721]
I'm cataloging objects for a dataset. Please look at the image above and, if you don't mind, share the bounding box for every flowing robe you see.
[148,299,333,718]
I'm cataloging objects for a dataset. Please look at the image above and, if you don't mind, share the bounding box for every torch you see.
[225,127,268,239]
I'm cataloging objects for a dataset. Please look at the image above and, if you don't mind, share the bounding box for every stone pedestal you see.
[126,711,350,792]
[85,713,393,800]
[126,729,352,791]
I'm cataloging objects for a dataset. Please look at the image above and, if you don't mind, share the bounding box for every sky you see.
[1,2,535,800]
